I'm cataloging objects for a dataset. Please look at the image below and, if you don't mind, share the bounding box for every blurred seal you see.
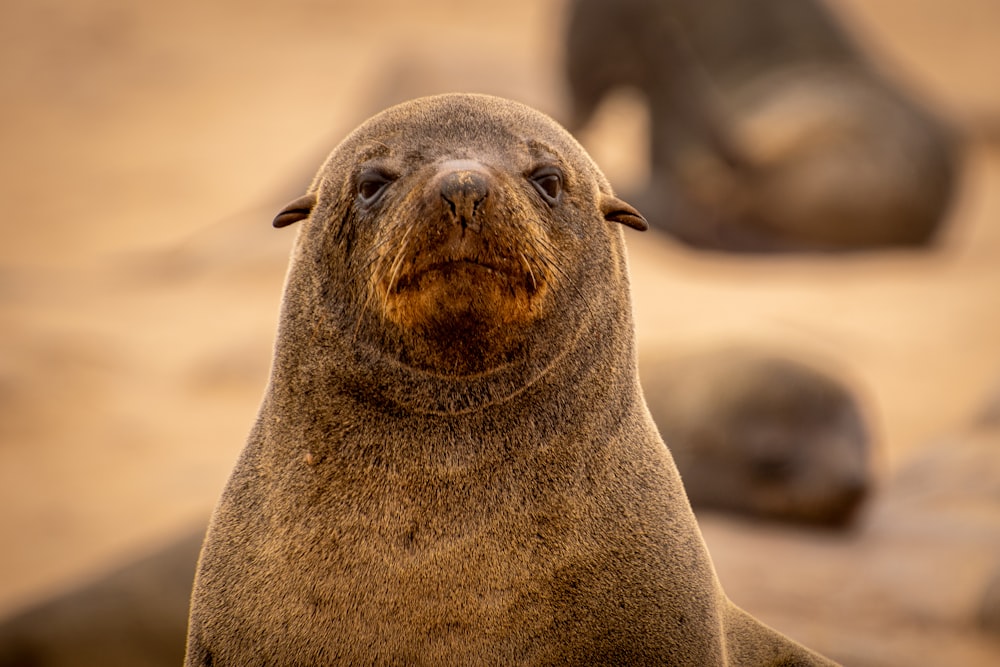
[565,0,959,252]
[0,530,201,667]
[642,348,872,526]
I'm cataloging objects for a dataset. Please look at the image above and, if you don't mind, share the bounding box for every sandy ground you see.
[1,0,999,663]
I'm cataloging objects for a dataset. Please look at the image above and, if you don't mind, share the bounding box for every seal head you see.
[270,93,645,412]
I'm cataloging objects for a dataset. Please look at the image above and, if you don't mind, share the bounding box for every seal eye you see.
[357,170,394,204]
[529,166,563,205]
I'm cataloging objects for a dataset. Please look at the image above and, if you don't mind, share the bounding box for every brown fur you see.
[641,349,871,526]
[564,0,959,252]
[184,93,836,665]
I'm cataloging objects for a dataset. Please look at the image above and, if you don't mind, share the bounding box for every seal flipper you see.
[723,602,840,666]
[273,193,316,228]
[601,196,648,231]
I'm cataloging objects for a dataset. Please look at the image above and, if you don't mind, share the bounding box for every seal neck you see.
[263,299,643,474]
[271,290,637,418]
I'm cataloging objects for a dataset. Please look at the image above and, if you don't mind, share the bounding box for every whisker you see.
[518,252,537,292]
[526,237,597,322]
[529,241,569,282]
[349,232,402,342]
[385,223,417,295]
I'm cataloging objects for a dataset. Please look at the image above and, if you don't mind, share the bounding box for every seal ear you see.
[601,196,648,231]
[273,193,317,228]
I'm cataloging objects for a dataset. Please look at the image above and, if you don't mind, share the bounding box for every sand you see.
[1,0,999,664]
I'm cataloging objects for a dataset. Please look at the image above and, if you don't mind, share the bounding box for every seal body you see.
[565,0,958,252]
[185,94,835,665]
[641,349,871,526]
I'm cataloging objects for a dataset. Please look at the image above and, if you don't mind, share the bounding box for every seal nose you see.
[439,164,490,233]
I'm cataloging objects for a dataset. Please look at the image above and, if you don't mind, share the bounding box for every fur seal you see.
[641,349,872,527]
[974,380,1000,429]
[185,93,835,665]
[0,530,201,667]
[564,0,958,252]
[979,565,1000,636]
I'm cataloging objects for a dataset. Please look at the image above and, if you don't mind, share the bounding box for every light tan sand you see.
[1,0,999,663]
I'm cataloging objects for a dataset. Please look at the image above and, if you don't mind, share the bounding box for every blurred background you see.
[1,0,999,664]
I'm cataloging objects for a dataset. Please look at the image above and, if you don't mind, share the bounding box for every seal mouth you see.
[373,238,550,337]
[392,256,535,294]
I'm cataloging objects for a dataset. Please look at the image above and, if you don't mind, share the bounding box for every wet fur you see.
[185,94,836,665]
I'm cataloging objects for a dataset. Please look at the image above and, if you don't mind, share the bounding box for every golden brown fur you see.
[185,93,836,665]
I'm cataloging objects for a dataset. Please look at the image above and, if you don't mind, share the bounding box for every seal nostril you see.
[472,194,487,215]
[440,170,490,231]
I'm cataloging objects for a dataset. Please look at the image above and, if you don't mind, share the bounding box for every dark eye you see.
[357,170,394,204]
[529,166,563,205]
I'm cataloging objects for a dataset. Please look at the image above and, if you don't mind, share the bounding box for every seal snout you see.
[438,160,491,233]
[368,148,559,337]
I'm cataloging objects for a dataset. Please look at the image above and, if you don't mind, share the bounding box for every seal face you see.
[185,94,835,666]
[273,94,645,399]
[360,154,559,369]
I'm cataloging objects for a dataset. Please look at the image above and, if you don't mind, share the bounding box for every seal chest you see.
[185,94,836,666]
